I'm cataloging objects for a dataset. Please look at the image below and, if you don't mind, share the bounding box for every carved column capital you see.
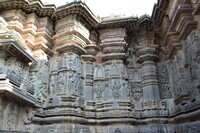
[136,44,159,63]
[56,44,87,55]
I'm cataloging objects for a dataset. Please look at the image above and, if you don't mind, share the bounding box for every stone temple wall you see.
[0,0,200,132]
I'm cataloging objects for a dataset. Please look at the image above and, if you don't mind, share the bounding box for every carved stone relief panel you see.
[110,63,120,78]
[157,64,172,99]
[131,82,143,101]
[35,60,49,100]
[49,75,57,96]
[171,61,182,98]
[18,107,34,132]
[130,69,143,101]
[184,31,200,97]
[94,65,105,80]
[94,81,105,101]
[3,103,18,131]
[110,79,121,100]
[56,53,83,96]
[57,72,67,94]
[6,57,25,76]
[69,72,79,95]
[171,52,190,99]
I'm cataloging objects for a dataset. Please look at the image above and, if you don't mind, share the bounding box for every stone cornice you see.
[0,0,56,20]
[56,43,87,55]
[0,40,37,64]
[152,0,170,28]
[0,0,154,31]
[56,1,99,28]
[98,16,138,30]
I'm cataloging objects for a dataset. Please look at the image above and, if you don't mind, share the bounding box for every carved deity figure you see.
[69,72,79,94]
[111,80,121,99]
[75,56,82,74]
[58,72,66,94]
[78,78,83,96]
[50,75,57,96]
[67,53,75,70]
[95,83,104,100]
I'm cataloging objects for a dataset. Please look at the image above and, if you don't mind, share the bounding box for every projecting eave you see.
[0,40,37,64]
[97,16,138,30]
[97,15,154,31]
[151,0,170,27]
[56,1,99,28]
[0,0,56,20]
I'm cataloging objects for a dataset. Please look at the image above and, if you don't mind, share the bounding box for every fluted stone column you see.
[137,45,160,101]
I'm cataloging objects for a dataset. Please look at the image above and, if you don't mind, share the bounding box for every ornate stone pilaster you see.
[82,44,100,110]
[99,28,130,111]
[137,44,160,101]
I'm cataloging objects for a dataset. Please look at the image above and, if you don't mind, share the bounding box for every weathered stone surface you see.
[0,0,200,132]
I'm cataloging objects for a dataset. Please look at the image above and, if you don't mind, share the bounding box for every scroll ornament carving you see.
[185,40,198,82]
[131,69,143,101]
[111,80,121,99]
[157,65,172,99]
